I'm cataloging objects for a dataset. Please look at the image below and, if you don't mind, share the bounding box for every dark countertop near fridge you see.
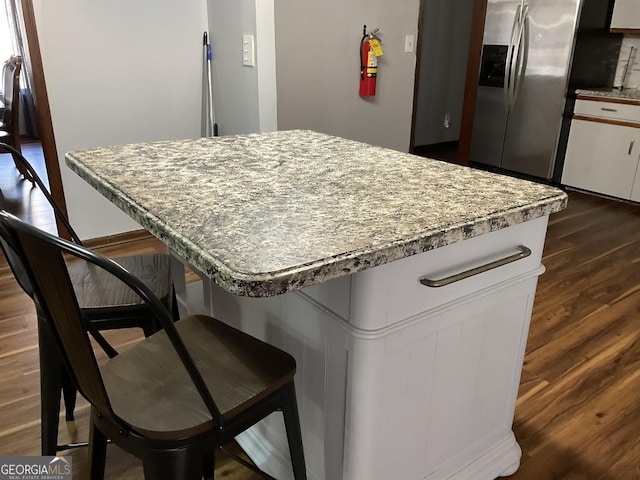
[576,88,640,105]
[65,130,568,297]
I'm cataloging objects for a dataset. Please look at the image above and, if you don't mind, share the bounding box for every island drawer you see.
[574,99,640,123]
[347,216,548,331]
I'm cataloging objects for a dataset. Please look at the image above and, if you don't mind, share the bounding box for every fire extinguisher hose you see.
[360,34,368,80]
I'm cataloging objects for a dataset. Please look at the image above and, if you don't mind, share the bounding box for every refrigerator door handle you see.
[510,3,529,108]
[504,3,522,113]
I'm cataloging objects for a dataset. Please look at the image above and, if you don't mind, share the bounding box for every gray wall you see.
[274,0,420,152]
[413,0,474,146]
[207,0,278,134]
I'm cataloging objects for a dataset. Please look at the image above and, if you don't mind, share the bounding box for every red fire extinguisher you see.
[360,27,383,97]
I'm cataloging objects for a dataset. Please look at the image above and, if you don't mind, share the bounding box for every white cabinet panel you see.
[611,0,640,31]
[562,118,640,199]
[629,139,640,201]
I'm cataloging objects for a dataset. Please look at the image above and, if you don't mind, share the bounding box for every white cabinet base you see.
[172,217,549,480]
[562,119,640,199]
[561,99,640,200]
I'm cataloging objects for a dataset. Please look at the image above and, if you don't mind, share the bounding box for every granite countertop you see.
[66,130,567,297]
[576,88,640,105]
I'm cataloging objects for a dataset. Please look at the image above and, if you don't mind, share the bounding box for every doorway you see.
[410,0,487,166]
[0,0,67,235]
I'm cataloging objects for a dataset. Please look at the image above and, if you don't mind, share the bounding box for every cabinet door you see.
[628,133,640,202]
[611,0,640,31]
[561,119,639,199]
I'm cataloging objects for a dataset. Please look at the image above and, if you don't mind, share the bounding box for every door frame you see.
[409,0,487,166]
[20,0,69,237]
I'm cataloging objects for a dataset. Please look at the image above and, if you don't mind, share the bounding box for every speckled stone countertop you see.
[576,88,640,105]
[66,130,567,297]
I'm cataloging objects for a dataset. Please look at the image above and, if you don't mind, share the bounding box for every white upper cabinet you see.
[611,0,640,31]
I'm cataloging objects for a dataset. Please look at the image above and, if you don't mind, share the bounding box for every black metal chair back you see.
[0,210,307,480]
[0,210,220,426]
[0,142,178,456]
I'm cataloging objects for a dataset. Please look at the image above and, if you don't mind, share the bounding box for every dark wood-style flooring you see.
[0,143,57,235]
[0,148,639,478]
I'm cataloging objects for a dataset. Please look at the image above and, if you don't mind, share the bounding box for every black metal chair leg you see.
[37,314,64,456]
[203,451,215,480]
[282,385,307,480]
[61,369,77,421]
[141,316,161,338]
[88,411,108,480]
[142,447,205,480]
[140,289,180,337]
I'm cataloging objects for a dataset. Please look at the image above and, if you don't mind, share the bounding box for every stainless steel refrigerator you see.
[470,0,583,179]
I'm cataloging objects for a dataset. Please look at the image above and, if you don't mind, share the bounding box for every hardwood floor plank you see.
[509,192,640,479]
[517,326,640,447]
[525,291,640,383]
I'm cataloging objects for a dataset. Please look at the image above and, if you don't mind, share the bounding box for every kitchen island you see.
[66,130,567,480]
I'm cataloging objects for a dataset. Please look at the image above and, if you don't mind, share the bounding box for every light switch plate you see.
[243,34,255,67]
[404,34,415,53]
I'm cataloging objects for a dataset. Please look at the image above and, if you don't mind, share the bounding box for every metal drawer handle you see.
[601,107,618,112]
[630,140,635,156]
[419,245,532,288]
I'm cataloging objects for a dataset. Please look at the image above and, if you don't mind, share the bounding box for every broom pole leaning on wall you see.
[203,31,218,136]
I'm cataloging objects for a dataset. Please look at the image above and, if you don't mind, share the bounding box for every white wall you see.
[32,0,208,239]
[31,0,420,238]
[274,0,421,152]
[614,35,640,89]
[207,0,260,135]
[207,0,277,135]
[255,0,277,133]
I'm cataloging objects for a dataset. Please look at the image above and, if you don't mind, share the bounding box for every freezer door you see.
[469,1,522,168]
[500,0,580,178]
[481,0,523,45]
